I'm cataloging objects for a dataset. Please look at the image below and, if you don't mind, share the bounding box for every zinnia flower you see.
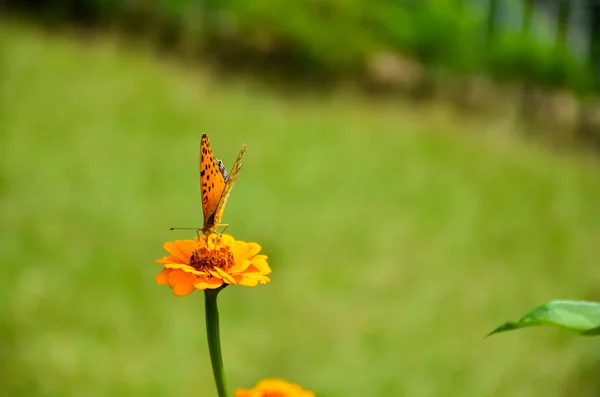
[155,233,271,296]
[236,379,315,397]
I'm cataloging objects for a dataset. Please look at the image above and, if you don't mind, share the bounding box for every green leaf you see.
[488,300,600,337]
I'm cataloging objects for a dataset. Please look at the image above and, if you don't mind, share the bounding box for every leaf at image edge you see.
[488,300,600,337]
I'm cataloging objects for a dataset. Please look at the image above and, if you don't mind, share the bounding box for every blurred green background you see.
[3,1,600,396]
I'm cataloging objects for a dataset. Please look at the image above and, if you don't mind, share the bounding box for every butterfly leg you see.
[206,232,213,250]
[218,224,230,234]
[213,233,219,250]
[196,229,211,251]
[203,230,220,250]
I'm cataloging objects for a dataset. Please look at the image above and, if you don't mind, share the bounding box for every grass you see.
[2,19,600,397]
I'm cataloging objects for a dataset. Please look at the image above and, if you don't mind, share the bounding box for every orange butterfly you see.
[199,133,246,235]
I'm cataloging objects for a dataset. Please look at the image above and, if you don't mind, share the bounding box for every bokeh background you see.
[2,1,600,396]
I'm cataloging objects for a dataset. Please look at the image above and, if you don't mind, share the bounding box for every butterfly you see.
[199,133,247,235]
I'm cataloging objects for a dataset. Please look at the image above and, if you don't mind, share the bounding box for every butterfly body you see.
[200,133,246,235]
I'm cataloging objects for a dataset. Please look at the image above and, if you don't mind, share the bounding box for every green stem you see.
[204,288,228,397]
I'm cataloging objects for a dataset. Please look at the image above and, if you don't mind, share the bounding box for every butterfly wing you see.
[212,143,247,228]
[200,134,228,230]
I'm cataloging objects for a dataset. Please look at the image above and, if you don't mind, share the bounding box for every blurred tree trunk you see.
[555,0,571,48]
[486,0,498,47]
[589,0,600,89]
[519,0,537,131]
[576,0,600,147]
[522,0,535,35]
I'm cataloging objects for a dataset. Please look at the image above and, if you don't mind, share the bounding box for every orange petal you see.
[213,267,236,285]
[171,240,196,263]
[233,241,261,264]
[255,274,270,284]
[162,241,176,254]
[165,263,207,276]
[248,254,268,262]
[155,255,184,265]
[155,240,196,265]
[172,283,195,296]
[156,268,171,285]
[229,259,250,274]
[194,276,224,290]
[247,379,314,396]
[247,274,270,285]
[232,273,270,287]
[248,259,271,274]
[167,269,197,296]
[245,242,262,257]
[256,379,296,389]
[208,270,224,280]
[244,264,260,274]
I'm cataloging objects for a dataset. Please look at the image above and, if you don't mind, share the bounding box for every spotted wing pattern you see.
[200,134,228,232]
[199,133,246,234]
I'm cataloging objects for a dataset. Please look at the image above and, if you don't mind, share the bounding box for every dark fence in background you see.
[9,0,600,150]
[487,0,599,91]
[2,0,598,94]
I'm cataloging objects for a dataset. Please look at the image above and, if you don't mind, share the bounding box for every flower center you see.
[189,246,234,273]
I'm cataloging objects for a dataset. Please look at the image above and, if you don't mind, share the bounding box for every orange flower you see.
[155,234,271,296]
[236,379,315,397]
